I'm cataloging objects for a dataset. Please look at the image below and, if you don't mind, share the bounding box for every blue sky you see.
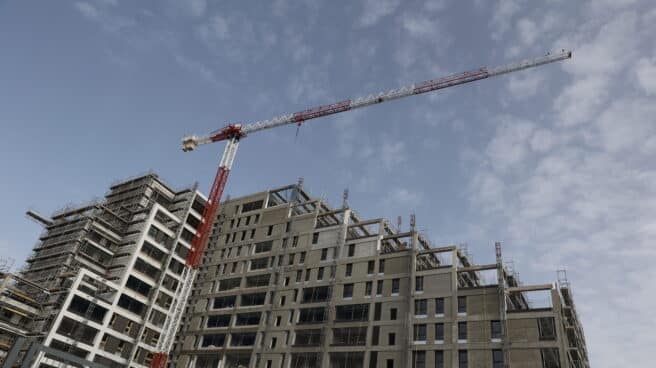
[1,0,655,366]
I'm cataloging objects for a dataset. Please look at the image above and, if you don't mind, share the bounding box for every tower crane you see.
[149,50,571,368]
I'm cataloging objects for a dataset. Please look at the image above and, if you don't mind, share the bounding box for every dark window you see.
[67,296,107,323]
[415,276,424,291]
[414,324,426,341]
[245,274,270,288]
[300,252,306,263]
[374,302,381,321]
[458,296,467,313]
[388,333,395,345]
[219,278,241,291]
[230,333,256,346]
[348,244,355,257]
[491,320,502,339]
[296,270,302,282]
[345,264,353,277]
[292,236,299,247]
[321,248,328,260]
[415,299,427,315]
[317,267,324,280]
[413,351,426,368]
[213,296,236,309]
[376,280,383,295]
[250,257,268,270]
[235,312,261,326]
[288,253,295,265]
[301,286,330,303]
[240,293,266,306]
[372,326,380,345]
[267,226,273,236]
[367,261,375,274]
[312,232,319,244]
[365,281,372,296]
[378,259,385,273]
[294,329,322,346]
[206,315,230,328]
[390,308,397,320]
[435,351,444,368]
[140,241,165,261]
[343,284,354,298]
[538,317,557,340]
[392,278,400,294]
[387,359,394,368]
[540,348,560,368]
[369,352,377,368]
[147,226,172,248]
[241,200,263,212]
[305,269,311,281]
[435,323,445,341]
[298,307,326,324]
[335,304,369,322]
[458,322,467,340]
[117,294,145,316]
[458,350,468,368]
[286,222,291,232]
[493,350,504,368]
[435,298,445,315]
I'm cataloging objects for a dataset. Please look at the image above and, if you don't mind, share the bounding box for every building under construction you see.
[1,173,206,367]
[0,174,589,368]
[171,181,589,368]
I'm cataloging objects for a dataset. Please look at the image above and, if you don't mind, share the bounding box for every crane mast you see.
[149,50,571,368]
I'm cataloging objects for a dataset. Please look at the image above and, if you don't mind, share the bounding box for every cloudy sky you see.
[1,0,655,366]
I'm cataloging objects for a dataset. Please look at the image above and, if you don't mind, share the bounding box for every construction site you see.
[0,50,590,368]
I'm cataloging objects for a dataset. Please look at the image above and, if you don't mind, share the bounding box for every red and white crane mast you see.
[149,50,571,368]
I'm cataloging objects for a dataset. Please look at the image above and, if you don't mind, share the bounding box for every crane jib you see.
[413,68,489,95]
[292,99,352,123]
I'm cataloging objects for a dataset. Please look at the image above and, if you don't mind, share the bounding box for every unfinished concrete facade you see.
[173,183,589,368]
[5,174,205,367]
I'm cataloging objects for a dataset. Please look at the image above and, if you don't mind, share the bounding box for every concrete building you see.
[173,182,589,368]
[5,173,205,368]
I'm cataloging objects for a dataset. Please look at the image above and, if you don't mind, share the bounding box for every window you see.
[280,296,286,306]
[388,333,395,345]
[305,269,311,282]
[435,298,445,315]
[345,264,353,277]
[435,351,444,368]
[491,320,502,339]
[378,259,385,274]
[415,276,424,292]
[343,284,354,298]
[241,200,263,212]
[117,294,146,316]
[275,316,281,326]
[365,281,372,296]
[292,236,299,247]
[312,232,319,244]
[390,308,397,320]
[241,293,266,306]
[201,333,225,348]
[415,299,427,316]
[348,244,355,257]
[370,352,378,368]
[300,252,306,263]
[317,267,324,280]
[435,323,445,341]
[387,360,394,368]
[296,271,303,282]
[335,304,369,322]
[492,350,504,368]
[235,312,261,326]
[267,225,273,236]
[206,315,230,328]
[321,248,328,260]
[213,296,236,309]
[458,350,468,368]
[266,360,272,368]
[392,278,400,294]
[372,326,380,345]
[367,261,375,275]
[376,280,383,296]
[250,229,255,239]
[250,258,268,271]
[414,324,427,342]
[413,351,426,368]
[289,254,295,265]
[540,348,560,368]
[219,278,241,291]
[457,296,467,314]
[270,337,277,349]
[538,317,557,340]
[374,302,381,321]
[125,276,151,297]
[458,322,467,340]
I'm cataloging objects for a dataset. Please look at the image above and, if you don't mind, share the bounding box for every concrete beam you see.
[457,264,497,273]
[417,245,456,255]
[507,284,553,293]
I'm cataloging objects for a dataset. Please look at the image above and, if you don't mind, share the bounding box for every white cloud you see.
[400,13,438,39]
[595,98,656,154]
[380,139,406,170]
[529,128,556,153]
[506,70,545,99]
[359,0,400,27]
[485,116,535,172]
[387,188,423,207]
[491,0,523,40]
[197,15,230,41]
[74,2,100,20]
[174,54,216,84]
[516,18,537,45]
[634,57,656,95]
